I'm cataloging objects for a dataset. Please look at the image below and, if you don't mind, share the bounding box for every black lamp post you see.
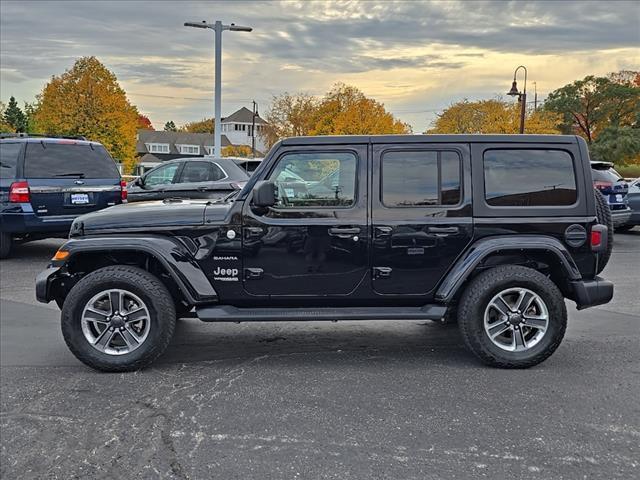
[507,65,527,134]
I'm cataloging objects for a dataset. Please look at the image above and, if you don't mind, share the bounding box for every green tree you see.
[34,56,140,173]
[164,121,177,132]
[0,102,15,133]
[3,96,27,132]
[544,74,639,143]
[590,126,640,164]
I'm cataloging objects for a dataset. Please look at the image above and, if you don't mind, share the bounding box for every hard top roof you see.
[281,134,579,146]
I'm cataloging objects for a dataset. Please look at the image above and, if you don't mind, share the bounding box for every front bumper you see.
[35,266,62,304]
[571,277,614,310]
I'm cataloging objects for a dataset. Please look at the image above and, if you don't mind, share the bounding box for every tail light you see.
[120,180,128,202]
[590,229,602,248]
[590,224,607,252]
[9,181,30,203]
[594,181,612,190]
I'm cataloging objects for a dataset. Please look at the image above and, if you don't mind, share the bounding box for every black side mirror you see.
[252,180,277,207]
[135,177,145,187]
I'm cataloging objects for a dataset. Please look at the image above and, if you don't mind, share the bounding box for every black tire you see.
[0,232,12,259]
[61,265,176,372]
[593,188,613,274]
[458,265,567,369]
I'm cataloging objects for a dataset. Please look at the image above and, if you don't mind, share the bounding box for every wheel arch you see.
[50,236,217,307]
[435,235,582,303]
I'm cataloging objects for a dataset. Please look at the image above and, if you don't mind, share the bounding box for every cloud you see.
[1,0,638,132]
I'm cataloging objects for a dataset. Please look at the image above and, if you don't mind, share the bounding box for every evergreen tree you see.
[3,96,27,132]
[164,121,177,132]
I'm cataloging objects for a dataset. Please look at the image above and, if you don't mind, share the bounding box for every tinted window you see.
[25,143,119,179]
[484,150,577,206]
[268,152,356,207]
[180,161,226,183]
[382,150,461,207]
[0,143,21,179]
[145,163,180,186]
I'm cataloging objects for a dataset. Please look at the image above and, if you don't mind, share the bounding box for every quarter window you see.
[0,143,21,179]
[381,150,461,207]
[268,152,357,208]
[484,149,577,206]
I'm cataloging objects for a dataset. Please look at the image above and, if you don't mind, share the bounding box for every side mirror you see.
[135,177,145,187]
[252,180,277,207]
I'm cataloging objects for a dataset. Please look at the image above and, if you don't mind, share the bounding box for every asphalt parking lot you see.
[1,230,639,479]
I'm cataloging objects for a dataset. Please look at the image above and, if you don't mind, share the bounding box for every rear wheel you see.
[0,232,12,259]
[458,265,567,368]
[593,188,613,274]
[61,265,176,372]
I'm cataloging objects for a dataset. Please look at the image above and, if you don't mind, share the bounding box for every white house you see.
[220,107,268,154]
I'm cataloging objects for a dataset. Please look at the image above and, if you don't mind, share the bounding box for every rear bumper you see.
[571,277,614,310]
[610,208,632,228]
[1,211,77,235]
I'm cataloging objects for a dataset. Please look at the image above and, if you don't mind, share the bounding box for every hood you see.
[71,199,232,235]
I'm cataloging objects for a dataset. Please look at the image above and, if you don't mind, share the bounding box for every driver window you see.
[145,163,179,187]
[268,152,357,208]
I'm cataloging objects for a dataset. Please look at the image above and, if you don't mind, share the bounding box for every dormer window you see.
[177,144,200,155]
[146,143,169,154]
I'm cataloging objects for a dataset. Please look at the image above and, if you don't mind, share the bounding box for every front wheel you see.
[0,232,12,259]
[457,265,567,368]
[61,265,176,372]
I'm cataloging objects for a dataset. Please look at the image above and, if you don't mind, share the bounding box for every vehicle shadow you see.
[3,238,64,262]
[160,318,478,367]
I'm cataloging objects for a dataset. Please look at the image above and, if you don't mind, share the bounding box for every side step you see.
[196,305,447,322]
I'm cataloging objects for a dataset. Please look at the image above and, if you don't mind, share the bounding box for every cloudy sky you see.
[1,0,638,132]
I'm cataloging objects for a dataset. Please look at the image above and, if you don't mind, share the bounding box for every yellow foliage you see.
[222,144,253,158]
[427,99,561,135]
[262,83,411,149]
[180,118,214,134]
[34,57,139,174]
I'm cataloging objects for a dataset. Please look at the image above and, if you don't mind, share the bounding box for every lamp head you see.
[184,21,209,29]
[229,23,252,32]
[507,80,520,97]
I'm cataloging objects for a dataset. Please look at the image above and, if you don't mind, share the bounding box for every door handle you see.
[375,226,393,238]
[428,226,459,234]
[328,227,360,238]
[373,267,392,279]
[244,227,264,239]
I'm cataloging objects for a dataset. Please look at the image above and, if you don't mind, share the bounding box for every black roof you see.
[281,134,580,146]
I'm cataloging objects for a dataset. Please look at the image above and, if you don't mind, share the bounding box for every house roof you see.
[221,106,267,125]
[136,130,231,154]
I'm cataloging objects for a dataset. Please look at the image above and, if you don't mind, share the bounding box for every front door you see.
[242,146,368,297]
[371,143,473,296]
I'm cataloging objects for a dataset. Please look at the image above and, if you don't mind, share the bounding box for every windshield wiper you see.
[54,172,86,178]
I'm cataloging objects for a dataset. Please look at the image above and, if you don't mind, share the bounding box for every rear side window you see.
[484,149,577,207]
[25,143,120,179]
[180,161,226,183]
[0,143,21,179]
[591,166,622,183]
[381,150,461,207]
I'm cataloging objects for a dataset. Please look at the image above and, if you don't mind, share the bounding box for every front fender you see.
[435,235,582,303]
[40,235,217,305]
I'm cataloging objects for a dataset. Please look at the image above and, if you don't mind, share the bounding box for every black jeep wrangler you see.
[36,134,614,372]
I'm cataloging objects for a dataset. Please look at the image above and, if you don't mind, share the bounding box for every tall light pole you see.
[184,20,252,158]
[507,65,527,134]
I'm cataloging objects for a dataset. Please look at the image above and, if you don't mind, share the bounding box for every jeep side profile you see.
[36,134,614,372]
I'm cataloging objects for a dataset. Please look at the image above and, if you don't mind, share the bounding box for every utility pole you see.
[533,82,538,112]
[184,20,252,158]
[251,100,257,158]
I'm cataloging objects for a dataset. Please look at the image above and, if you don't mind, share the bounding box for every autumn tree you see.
[164,121,177,132]
[427,99,561,134]
[261,84,411,149]
[34,57,139,173]
[0,102,15,133]
[137,114,154,130]
[3,96,27,132]
[180,118,214,133]
[222,145,253,157]
[544,74,639,143]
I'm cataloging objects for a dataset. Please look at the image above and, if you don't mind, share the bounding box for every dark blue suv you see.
[591,161,632,229]
[0,135,125,258]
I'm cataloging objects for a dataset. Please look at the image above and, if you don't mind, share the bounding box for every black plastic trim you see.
[571,277,614,310]
[435,235,582,302]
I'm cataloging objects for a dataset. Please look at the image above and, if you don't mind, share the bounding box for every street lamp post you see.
[184,20,252,158]
[507,65,527,134]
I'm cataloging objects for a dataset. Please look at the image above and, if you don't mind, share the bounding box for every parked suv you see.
[1,135,125,258]
[591,161,631,229]
[36,134,614,372]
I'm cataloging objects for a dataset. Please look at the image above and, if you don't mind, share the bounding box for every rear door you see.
[371,143,473,296]
[173,160,235,200]
[24,141,121,217]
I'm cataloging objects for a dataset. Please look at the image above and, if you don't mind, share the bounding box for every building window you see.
[146,143,169,154]
[204,146,214,155]
[177,144,200,155]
